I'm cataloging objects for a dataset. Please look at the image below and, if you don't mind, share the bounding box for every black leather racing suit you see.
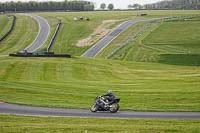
[102,92,116,104]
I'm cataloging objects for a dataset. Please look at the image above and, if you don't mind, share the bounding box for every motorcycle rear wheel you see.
[109,103,119,113]
[90,104,98,112]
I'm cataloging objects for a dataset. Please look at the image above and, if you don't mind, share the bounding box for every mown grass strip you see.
[0,115,200,133]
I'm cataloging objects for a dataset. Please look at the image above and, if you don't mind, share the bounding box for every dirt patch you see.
[0,101,5,104]
[76,19,124,47]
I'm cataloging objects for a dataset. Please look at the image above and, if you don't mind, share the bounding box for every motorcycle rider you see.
[91,90,120,113]
[102,90,116,105]
[97,90,116,109]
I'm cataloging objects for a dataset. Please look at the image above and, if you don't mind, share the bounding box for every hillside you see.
[110,15,200,66]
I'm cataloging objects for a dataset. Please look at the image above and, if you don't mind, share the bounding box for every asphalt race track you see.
[24,14,50,52]
[0,103,200,119]
[81,18,158,57]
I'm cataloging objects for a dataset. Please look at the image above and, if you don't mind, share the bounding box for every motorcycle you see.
[90,96,120,113]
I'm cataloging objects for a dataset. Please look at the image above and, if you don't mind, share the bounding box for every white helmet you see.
[107,90,112,94]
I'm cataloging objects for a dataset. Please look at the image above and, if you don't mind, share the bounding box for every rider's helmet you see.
[107,90,112,94]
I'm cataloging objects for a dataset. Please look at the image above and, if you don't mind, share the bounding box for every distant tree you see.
[108,3,114,10]
[128,3,142,9]
[133,4,140,9]
[100,3,106,10]
[128,4,134,9]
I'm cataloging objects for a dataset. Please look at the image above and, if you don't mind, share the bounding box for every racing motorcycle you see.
[90,96,120,113]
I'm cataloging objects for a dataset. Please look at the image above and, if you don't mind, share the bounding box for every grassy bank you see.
[0,15,38,55]
[0,115,200,133]
[111,16,200,66]
[0,15,13,39]
[0,57,199,111]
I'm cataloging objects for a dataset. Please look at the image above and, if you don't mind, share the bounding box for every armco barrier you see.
[9,52,71,58]
[0,15,16,42]
[47,20,62,52]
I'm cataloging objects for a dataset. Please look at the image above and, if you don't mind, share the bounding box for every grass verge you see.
[0,115,200,133]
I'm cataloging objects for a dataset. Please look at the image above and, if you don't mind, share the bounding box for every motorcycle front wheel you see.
[90,104,98,112]
[109,103,119,113]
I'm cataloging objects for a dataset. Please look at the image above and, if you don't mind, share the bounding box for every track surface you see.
[24,14,50,52]
[0,103,200,119]
[81,18,157,57]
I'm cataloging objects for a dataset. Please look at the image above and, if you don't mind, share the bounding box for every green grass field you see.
[0,57,199,111]
[0,115,200,133]
[0,10,200,132]
[0,15,38,55]
[0,15,13,39]
[111,16,200,66]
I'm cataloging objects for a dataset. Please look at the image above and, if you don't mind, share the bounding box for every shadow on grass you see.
[158,54,200,66]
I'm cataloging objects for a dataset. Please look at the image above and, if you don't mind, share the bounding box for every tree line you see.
[128,0,200,10]
[145,0,200,10]
[0,0,94,12]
